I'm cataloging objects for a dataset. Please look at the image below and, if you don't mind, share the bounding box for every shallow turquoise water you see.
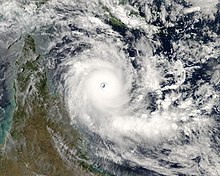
[0,0,219,175]
[0,84,15,144]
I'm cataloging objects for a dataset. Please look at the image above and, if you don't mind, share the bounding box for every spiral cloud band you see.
[65,57,132,133]
[60,7,219,174]
[63,42,180,150]
[0,0,219,175]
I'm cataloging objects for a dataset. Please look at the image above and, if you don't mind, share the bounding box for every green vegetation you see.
[109,16,126,28]
[101,3,127,30]
[0,32,112,175]
[129,10,139,16]
[0,35,96,176]
[23,35,36,54]
[108,15,127,35]
[118,0,128,5]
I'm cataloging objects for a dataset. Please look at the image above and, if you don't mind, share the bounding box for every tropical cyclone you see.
[47,0,220,175]
[63,40,180,152]
[0,0,219,175]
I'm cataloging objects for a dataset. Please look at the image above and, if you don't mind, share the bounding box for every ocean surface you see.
[0,0,220,175]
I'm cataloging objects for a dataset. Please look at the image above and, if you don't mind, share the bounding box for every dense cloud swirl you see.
[0,0,219,175]
[65,58,130,124]
[62,38,219,174]
[59,1,220,174]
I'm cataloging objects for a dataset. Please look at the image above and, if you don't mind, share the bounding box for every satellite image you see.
[0,0,220,175]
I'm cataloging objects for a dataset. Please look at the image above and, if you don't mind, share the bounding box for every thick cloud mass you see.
[0,0,219,175]
[63,43,181,151]
[65,59,131,125]
[84,64,128,112]
[60,1,220,174]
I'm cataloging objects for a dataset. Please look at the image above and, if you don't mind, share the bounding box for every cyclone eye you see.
[100,82,107,89]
